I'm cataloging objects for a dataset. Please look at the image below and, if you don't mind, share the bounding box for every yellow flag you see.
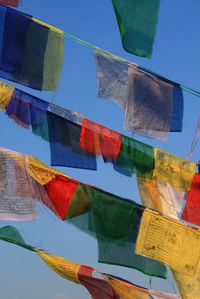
[103,274,149,299]
[36,250,80,283]
[0,81,15,109]
[136,209,200,276]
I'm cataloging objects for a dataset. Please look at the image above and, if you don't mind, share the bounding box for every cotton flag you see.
[112,0,160,58]
[94,50,183,140]
[181,173,200,226]
[0,1,19,6]
[0,148,38,221]
[136,209,200,276]
[0,5,64,90]
[0,225,173,299]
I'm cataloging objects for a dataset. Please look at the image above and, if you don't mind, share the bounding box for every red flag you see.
[44,175,79,220]
[78,265,117,299]
[181,173,200,226]
[0,0,20,6]
[80,118,122,160]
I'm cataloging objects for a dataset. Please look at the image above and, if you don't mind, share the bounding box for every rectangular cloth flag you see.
[80,118,122,160]
[136,209,200,276]
[0,225,172,299]
[47,112,97,170]
[67,184,167,278]
[181,173,200,226]
[49,103,83,126]
[0,5,64,91]
[0,1,19,6]
[0,148,37,220]
[172,270,200,299]
[112,0,160,58]
[94,50,183,140]
[1,82,97,170]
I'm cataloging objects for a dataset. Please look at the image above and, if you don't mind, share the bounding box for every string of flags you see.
[0,225,181,299]
[0,2,199,299]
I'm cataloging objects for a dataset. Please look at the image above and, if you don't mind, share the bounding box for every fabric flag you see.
[0,226,175,299]
[149,289,181,299]
[0,225,34,251]
[113,135,154,179]
[112,0,160,58]
[0,1,19,6]
[137,177,185,220]
[0,82,97,170]
[0,5,64,91]
[136,209,200,276]
[5,87,49,128]
[49,103,83,126]
[0,148,38,220]
[153,149,196,192]
[172,270,200,299]
[44,175,79,220]
[78,265,117,299]
[0,81,14,109]
[47,112,97,170]
[181,173,200,226]
[103,274,149,299]
[68,184,167,278]
[94,50,184,140]
[80,118,122,160]
[125,67,173,141]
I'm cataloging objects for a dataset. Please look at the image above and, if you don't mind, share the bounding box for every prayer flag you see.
[78,265,117,299]
[0,1,19,6]
[172,270,200,299]
[181,173,200,226]
[80,118,122,160]
[136,209,200,276]
[0,5,64,90]
[113,135,154,179]
[103,274,149,299]
[0,148,38,221]
[47,112,97,170]
[94,50,184,140]
[112,0,160,57]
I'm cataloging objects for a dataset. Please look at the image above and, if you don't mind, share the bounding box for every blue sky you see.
[0,0,200,298]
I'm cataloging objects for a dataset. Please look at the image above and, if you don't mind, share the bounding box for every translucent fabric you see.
[0,81,15,109]
[153,148,196,191]
[114,135,154,179]
[0,225,34,251]
[125,68,173,141]
[103,275,149,299]
[44,175,79,220]
[36,250,81,283]
[181,173,200,226]
[136,209,200,276]
[69,185,142,245]
[27,155,64,185]
[149,290,181,299]
[0,148,38,221]
[0,6,64,91]
[47,112,97,170]
[49,102,83,125]
[68,185,167,278]
[172,270,200,299]
[78,265,117,299]
[94,51,183,140]
[98,239,167,278]
[0,225,167,294]
[5,88,49,128]
[0,1,19,6]
[94,49,130,108]
[112,0,160,57]
[137,177,185,219]
[80,118,122,160]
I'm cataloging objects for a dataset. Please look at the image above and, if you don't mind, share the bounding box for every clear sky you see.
[1,0,200,298]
